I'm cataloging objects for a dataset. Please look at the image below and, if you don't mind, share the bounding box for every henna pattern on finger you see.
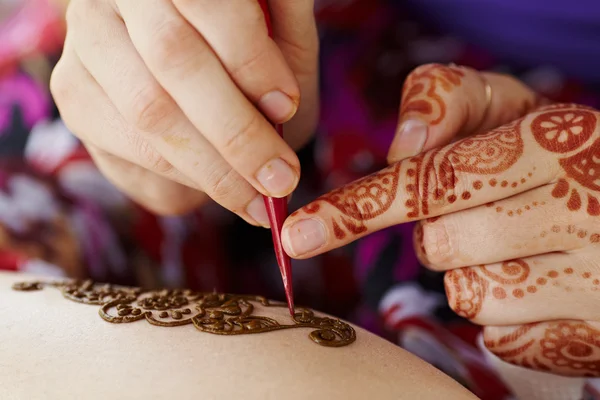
[540,225,600,246]
[446,259,600,319]
[406,119,525,218]
[301,163,402,239]
[485,321,600,377]
[531,105,600,216]
[500,200,546,216]
[400,64,465,125]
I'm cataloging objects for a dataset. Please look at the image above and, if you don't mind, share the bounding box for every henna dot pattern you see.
[11,280,356,347]
[446,258,600,320]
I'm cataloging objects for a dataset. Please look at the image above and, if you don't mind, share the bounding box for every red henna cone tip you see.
[263,195,295,316]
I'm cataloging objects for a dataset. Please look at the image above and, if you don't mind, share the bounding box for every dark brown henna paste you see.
[406,119,524,218]
[12,280,356,347]
[400,64,465,125]
[485,321,600,377]
[302,163,401,238]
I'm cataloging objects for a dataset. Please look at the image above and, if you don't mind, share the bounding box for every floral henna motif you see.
[406,119,524,218]
[531,109,596,153]
[400,64,465,125]
[302,162,402,239]
[531,105,600,216]
[12,280,356,347]
[485,321,600,377]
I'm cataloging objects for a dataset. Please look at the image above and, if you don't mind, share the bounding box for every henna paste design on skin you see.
[302,163,402,239]
[400,64,465,125]
[406,119,524,218]
[446,259,600,319]
[531,106,600,216]
[485,321,600,377]
[12,280,356,347]
[540,225,600,246]
[501,201,546,216]
[444,267,488,319]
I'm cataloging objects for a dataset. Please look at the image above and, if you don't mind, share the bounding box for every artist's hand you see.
[50,0,319,223]
[284,63,600,377]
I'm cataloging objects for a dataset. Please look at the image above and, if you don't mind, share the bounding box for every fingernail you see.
[256,158,298,197]
[246,195,270,227]
[282,219,327,257]
[259,91,297,123]
[389,119,428,162]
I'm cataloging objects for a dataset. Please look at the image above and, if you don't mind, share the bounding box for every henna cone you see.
[258,0,294,315]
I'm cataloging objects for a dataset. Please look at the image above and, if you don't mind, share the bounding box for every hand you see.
[283,63,600,377]
[50,0,319,223]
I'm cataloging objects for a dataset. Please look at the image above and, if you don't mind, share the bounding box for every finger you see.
[64,1,271,225]
[484,320,600,377]
[283,103,599,258]
[115,0,301,198]
[172,0,300,123]
[86,144,210,216]
[415,185,596,271]
[51,46,197,189]
[444,252,600,325]
[389,64,545,163]
[52,42,268,225]
[268,0,320,150]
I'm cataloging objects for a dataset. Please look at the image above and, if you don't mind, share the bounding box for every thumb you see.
[389,64,546,164]
[267,0,320,150]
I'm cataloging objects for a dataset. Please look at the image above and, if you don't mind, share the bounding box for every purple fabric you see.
[403,0,600,83]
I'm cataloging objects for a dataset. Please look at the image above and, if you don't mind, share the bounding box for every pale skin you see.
[0,272,477,400]
[282,63,600,377]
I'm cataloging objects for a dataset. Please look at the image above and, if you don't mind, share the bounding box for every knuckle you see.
[205,167,242,204]
[150,17,206,74]
[421,220,455,269]
[221,113,262,155]
[65,0,90,25]
[50,62,74,108]
[132,138,174,175]
[127,84,175,133]
[228,45,269,81]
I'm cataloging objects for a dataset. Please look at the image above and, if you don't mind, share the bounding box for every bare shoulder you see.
[0,272,478,400]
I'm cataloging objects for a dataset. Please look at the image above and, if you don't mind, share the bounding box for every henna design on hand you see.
[498,200,546,216]
[400,64,465,125]
[406,119,524,218]
[446,258,600,319]
[485,321,600,377]
[301,163,402,239]
[531,106,600,215]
